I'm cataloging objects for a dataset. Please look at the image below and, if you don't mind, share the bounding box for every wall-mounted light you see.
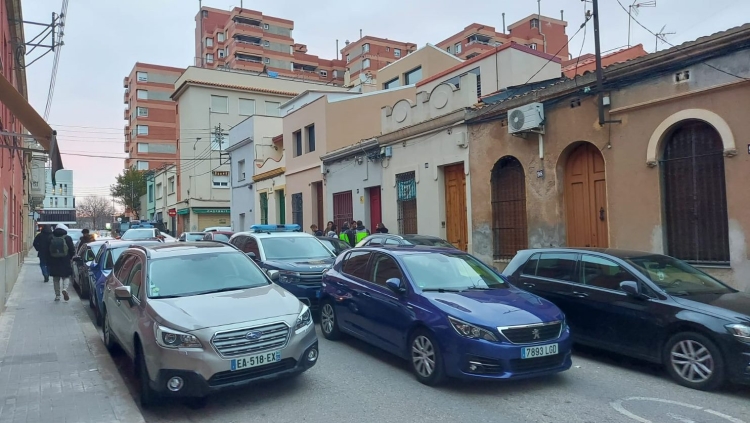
[424,163,429,168]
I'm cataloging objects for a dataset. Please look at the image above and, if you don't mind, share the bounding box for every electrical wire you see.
[615,0,749,81]
[43,0,69,120]
[523,16,589,86]
[573,3,589,86]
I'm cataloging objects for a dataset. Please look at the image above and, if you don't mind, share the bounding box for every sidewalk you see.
[0,252,145,423]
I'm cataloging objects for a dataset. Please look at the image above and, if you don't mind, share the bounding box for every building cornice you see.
[321,138,379,164]
[378,108,469,146]
[253,167,285,182]
[171,79,299,100]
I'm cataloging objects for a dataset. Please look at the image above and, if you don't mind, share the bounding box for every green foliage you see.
[110,168,147,219]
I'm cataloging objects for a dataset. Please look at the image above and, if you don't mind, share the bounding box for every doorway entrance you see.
[564,143,608,248]
[444,163,468,251]
[368,186,381,233]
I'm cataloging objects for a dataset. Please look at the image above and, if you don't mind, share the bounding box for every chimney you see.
[561,10,564,21]
[336,39,339,60]
[359,29,362,39]
[502,13,506,33]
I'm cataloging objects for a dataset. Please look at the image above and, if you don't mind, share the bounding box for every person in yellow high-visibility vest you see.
[339,223,353,247]
[354,220,370,244]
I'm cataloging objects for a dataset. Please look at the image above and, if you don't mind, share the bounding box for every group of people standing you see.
[310,220,389,247]
[32,224,96,302]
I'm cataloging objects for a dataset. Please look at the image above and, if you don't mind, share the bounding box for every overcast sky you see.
[21,0,748,200]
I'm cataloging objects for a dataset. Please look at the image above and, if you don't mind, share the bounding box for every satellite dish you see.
[509,109,525,131]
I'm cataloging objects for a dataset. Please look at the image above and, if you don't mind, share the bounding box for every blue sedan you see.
[320,245,572,385]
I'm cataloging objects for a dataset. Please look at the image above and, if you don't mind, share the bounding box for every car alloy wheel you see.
[320,302,341,340]
[412,335,436,378]
[670,339,714,383]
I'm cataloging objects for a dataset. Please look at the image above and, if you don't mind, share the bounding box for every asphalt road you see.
[76,293,750,423]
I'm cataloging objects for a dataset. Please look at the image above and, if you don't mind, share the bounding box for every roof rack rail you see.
[250,224,301,233]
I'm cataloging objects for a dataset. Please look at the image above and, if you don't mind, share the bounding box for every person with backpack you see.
[47,223,76,302]
[32,225,53,282]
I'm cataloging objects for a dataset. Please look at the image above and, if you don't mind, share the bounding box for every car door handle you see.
[359,291,372,297]
[571,291,589,298]
[522,282,536,288]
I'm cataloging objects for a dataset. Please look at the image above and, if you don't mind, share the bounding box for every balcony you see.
[233,15,261,27]
[235,53,263,63]
[227,21,262,39]
[123,77,128,88]
[124,142,129,153]
[123,91,129,104]
[124,125,129,136]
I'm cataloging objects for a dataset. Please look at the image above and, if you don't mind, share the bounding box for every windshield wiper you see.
[422,288,462,293]
[152,294,187,299]
[463,286,494,291]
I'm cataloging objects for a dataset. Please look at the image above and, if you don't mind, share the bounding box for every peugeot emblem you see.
[532,329,541,340]
[245,331,263,340]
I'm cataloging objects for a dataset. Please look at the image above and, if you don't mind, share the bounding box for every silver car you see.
[101,242,318,407]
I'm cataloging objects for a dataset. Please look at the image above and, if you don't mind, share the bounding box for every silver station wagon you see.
[101,242,318,407]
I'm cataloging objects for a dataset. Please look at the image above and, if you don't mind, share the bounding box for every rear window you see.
[260,236,333,260]
[535,253,578,282]
[213,233,230,242]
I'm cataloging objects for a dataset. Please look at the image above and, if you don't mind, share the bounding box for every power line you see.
[615,0,749,81]
[43,0,69,120]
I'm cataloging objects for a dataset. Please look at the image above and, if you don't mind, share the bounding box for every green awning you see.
[176,209,190,215]
[193,208,230,214]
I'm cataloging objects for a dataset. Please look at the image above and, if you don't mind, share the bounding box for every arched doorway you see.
[661,120,729,264]
[491,156,527,260]
[564,143,608,248]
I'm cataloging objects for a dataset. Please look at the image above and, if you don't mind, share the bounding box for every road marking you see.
[610,397,746,423]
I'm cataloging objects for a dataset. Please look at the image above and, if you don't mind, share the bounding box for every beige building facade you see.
[376,44,463,91]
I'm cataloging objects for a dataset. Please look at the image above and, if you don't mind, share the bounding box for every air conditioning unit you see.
[455,132,468,148]
[508,102,544,134]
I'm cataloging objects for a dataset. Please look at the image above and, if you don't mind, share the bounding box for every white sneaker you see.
[54,295,61,301]
[62,290,69,301]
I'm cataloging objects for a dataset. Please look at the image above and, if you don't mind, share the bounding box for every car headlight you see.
[295,305,313,334]
[726,323,750,343]
[154,325,203,349]
[278,271,301,284]
[448,316,498,342]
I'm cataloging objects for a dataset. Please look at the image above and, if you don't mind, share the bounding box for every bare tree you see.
[76,196,115,230]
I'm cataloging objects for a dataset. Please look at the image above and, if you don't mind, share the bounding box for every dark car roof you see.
[359,245,464,256]
[517,247,657,259]
[210,231,234,235]
[104,240,163,248]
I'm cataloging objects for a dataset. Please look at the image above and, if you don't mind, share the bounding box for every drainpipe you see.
[538,0,548,53]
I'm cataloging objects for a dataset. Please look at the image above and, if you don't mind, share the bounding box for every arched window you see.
[662,120,729,264]
[491,156,527,260]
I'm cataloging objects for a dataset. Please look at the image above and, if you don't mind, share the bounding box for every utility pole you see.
[591,0,621,127]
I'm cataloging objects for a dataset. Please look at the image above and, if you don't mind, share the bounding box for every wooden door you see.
[564,143,608,248]
[277,190,286,224]
[333,191,353,233]
[368,186,382,233]
[314,182,324,230]
[444,164,468,251]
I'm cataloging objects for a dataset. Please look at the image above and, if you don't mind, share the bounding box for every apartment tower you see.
[195,7,346,84]
[437,14,569,61]
[123,63,184,171]
[340,36,417,87]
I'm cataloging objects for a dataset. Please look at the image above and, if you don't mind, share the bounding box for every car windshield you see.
[260,237,334,260]
[67,231,83,242]
[185,233,204,241]
[147,251,269,298]
[319,238,348,254]
[121,229,156,240]
[626,255,734,295]
[213,233,230,242]
[402,236,455,248]
[401,252,508,291]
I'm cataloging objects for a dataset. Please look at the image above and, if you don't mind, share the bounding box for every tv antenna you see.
[627,0,656,47]
[654,24,675,52]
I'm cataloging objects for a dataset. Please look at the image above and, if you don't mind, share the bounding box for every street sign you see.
[168,209,177,217]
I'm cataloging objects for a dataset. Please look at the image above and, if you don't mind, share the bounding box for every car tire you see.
[103,309,117,352]
[319,301,342,340]
[186,396,208,409]
[409,329,445,386]
[88,279,95,309]
[136,344,159,408]
[79,276,89,300]
[663,331,725,391]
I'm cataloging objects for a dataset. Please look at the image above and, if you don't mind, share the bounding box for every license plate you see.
[521,343,558,359]
[230,351,281,371]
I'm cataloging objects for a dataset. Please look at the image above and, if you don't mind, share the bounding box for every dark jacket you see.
[33,226,53,259]
[47,227,76,278]
[76,234,96,256]
[376,226,389,234]
[344,227,358,247]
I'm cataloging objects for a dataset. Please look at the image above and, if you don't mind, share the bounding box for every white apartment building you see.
[171,67,348,233]
[38,169,76,225]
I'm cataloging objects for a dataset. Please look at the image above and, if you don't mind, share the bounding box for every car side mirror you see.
[267,270,279,282]
[85,261,93,267]
[386,278,406,294]
[246,252,257,260]
[114,286,132,301]
[620,281,643,298]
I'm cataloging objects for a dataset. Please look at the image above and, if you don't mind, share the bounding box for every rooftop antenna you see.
[628,0,656,48]
[654,24,675,52]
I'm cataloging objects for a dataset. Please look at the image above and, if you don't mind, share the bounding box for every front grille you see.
[208,358,296,387]
[499,321,562,344]
[297,271,324,284]
[211,322,290,358]
[508,355,566,373]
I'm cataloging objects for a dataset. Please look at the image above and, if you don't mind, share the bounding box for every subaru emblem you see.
[245,331,262,340]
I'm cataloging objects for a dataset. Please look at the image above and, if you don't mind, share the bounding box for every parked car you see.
[203,226,232,232]
[178,232,206,242]
[101,242,318,407]
[65,228,84,244]
[229,224,335,313]
[355,233,456,249]
[120,228,162,241]
[502,248,750,391]
[203,231,233,242]
[320,245,572,385]
[316,236,352,256]
[71,239,109,299]
[88,240,162,326]
[159,232,177,242]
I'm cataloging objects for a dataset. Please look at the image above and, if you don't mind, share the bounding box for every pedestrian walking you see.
[47,223,76,302]
[354,220,370,244]
[75,228,95,252]
[32,224,53,282]
[375,222,389,233]
[310,224,323,236]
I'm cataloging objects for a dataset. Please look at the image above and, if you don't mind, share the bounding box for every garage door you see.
[197,214,230,231]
